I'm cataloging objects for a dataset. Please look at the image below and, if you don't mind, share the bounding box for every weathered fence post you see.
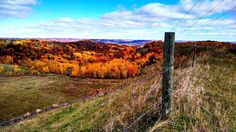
[161,32,175,119]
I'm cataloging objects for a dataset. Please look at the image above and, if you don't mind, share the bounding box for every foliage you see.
[0,39,162,78]
[0,39,235,78]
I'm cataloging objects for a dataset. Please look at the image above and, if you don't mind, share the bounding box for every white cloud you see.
[135,3,195,20]
[102,0,236,23]
[0,0,236,41]
[0,0,37,18]
[101,3,194,24]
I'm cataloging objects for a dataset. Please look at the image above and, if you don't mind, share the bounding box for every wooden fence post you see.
[161,32,175,119]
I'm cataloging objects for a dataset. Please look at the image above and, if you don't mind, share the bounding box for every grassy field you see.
[0,75,122,120]
[151,51,236,131]
[0,63,161,131]
[1,50,236,131]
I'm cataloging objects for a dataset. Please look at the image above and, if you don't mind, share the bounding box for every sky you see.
[0,0,236,41]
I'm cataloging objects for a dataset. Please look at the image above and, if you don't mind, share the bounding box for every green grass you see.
[0,75,121,120]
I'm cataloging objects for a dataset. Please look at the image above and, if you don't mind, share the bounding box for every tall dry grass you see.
[102,63,202,131]
[150,52,236,132]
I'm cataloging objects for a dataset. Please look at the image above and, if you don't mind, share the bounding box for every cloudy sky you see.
[0,0,235,41]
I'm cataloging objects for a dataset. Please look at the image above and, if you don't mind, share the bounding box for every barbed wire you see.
[181,0,226,34]
[171,0,201,31]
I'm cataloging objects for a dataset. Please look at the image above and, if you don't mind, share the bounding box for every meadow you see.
[0,74,122,120]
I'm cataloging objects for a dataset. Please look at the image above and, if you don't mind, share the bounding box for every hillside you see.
[0,40,236,131]
[0,39,162,79]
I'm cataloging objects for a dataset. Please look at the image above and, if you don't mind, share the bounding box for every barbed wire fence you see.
[123,55,197,132]
[123,0,231,131]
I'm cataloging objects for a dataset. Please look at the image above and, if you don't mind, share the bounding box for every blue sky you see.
[0,0,236,41]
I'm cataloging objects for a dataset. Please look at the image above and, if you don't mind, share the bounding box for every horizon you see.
[0,0,236,41]
[1,38,235,43]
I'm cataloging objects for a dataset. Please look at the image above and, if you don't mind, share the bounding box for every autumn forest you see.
[1,39,235,79]
[0,39,164,79]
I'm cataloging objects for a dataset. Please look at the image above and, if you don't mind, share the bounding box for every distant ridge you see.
[91,39,152,45]
[0,38,152,45]
[1,38,235,45]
